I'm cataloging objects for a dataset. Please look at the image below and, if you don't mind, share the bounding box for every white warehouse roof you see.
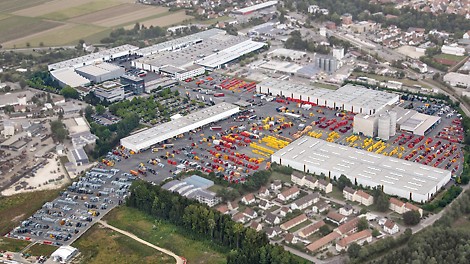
[271,137,451,202]
[258,79,399,114]
[136,29,226,56]
[50,68,90,88]
[121,102,239,151]
[48,44,139,70]
[233,1,278,14]
[196,40,267,69]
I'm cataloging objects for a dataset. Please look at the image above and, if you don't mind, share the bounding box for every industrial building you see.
[315,56,339,73]
[75,62,125,83]
[257,79,399,115]
[271,136,451,202]
[120,102,240,151]
[48,45,139,71]
[232,1,278,15]
[69,147,89,166]
[144,78,178,93]
[93,81,126,103]
[50,68,91,88]
[120,74,145,95]
[162,175,222,207]
[394,107,441,136]
[444,72,470,88]
[353,110,397,140]
[132,29,266,73]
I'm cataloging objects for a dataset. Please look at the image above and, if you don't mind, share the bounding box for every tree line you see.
[126,180,307,264]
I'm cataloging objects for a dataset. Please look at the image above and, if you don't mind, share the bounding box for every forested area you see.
[126,181,307,264]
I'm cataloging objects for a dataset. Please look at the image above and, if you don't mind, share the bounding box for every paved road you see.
[98,220,185,264]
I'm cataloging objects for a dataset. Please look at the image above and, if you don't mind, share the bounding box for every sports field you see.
[0,0,194,48]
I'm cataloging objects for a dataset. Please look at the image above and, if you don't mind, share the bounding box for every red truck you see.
[214,93,225,97]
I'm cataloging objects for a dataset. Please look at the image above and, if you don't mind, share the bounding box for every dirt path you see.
[98,220,185,264]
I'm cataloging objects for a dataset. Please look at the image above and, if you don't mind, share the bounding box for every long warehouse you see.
[271,136,451,202]
[258,79,399,115]
[120,102,239,152]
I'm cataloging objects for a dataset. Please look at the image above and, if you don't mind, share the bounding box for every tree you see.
[357,217,369,231]
[403,210,421,226]
[95,104,106,115]
[319,225,331,236]
[347,242,361,258]
[60,86,79,99]
[84,105,94,118]
[372,229,380,237]
[337,175,353,191]
[50,120,68,142]
[19,79,27,89]
[372,187,390,212]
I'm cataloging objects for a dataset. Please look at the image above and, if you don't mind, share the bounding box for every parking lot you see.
[6,167,132,246]
[105,73,464,186]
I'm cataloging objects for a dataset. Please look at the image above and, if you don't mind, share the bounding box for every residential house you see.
[326,211,347,225]
[250,221,263,232]
[355,190,374,206]
[339,204,354,216]
[266,227,282,239]
[298,220,326,238]
[284,233,299,244]
[290,172,332,193]
[290,193,320,210]
[216,204,229,214]
[258,186,270,197]
[265,212,281,225]
[343,187,356,201]
[335,230,372,252]
[317,179,333,193]
[242,193,256,205]
[383,219,399,235]
[271,180,282,191]
[243,207,258,220]
[306,232,341,252]
[312,200,329,214]
[228,201,239,211]
[291,171,305,185]
[335,217,359,236]
[280,214,308,231]
[232,212,246,224]
[304,176,317,189]
[279,207,292,217]
[278,186,300,202]
[259,199,272,210]
[464,30,470,39]
[389,198,406,214]
[404,202,423,217]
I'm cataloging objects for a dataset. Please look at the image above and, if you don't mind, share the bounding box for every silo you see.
[378,114,391,140]
[389,111,397,137]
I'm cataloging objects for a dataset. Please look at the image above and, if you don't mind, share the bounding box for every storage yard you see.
[100,73,463,198]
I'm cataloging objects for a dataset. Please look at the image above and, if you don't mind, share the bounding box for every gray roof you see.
[292,193,320,207]
[272,136,451,199]
[343,186,356,194]
[72,148,88,162]
[183,175,214,189]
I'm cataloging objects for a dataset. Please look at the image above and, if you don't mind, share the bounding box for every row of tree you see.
[126,180,307,264]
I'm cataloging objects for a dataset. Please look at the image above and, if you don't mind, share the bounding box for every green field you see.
[26,243,57,257]
[0,0,50,13]
[269,171,292,183]
[0,16,61,44]
[0,237,30,252]
[40,0,123,21]
[0,189,61,235]
[103,206,227,264]
[351,72,430,89]
[73,224,174,264]
[18,24,107,48]
[434,53,466,62]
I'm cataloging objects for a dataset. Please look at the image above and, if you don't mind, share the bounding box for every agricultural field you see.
[73,225,174,264]
[103,206,227,264]
[433,53,466,63]
[0,0,194,48]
